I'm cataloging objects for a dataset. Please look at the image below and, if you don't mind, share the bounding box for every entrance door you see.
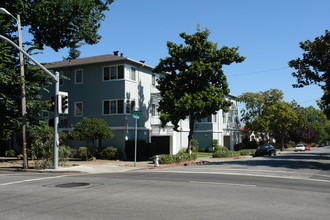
[224,136,231,150]
[151,136,170,155]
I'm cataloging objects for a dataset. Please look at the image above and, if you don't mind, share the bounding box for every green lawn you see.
[195,152,213,158]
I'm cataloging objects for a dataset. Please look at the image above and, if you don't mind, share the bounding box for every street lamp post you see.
[0,8,28,169]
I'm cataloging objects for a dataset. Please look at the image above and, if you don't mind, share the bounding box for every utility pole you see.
[0,8,28,169]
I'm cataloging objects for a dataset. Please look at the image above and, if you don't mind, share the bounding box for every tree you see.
[1,0,114,51]
[264,102,298,148]
[153,27,245,153]
[69,117,114,150]
[289,30,330,118]
[290,104,329,143]
[238,89,284,142]
[0,0,113,146]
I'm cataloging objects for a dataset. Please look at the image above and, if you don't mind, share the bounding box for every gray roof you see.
[44,54,153,69]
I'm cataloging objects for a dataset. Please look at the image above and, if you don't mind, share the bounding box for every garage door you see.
[151,136,170,155]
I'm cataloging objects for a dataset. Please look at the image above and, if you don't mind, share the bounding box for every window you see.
[103,66,110,81]
[152,104,158,116]
[128,67,136,81]
[75,69,83,84]
[223,112,227,123]
[107,65,124,80]
[103,100,110,115]
[152,74,156,86]
[104,99,135,115]
[74,102,83,116]
[197,114,215,123]
[126,100,136,113]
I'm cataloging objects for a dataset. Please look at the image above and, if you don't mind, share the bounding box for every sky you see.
[26,0,330,108]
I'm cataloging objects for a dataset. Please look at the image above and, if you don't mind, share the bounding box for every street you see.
[1,147,330,220]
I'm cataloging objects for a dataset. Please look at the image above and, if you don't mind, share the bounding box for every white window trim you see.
[75,69,83,84]
[74,101,83,117]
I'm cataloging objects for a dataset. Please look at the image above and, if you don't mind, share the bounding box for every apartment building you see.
[44,53,241,156]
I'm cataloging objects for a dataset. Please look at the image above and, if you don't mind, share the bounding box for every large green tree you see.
[238,89,284,143]
[289,30,330,118]
[0,0,113,145]
[153,27,245,153]
[264,101,298,148]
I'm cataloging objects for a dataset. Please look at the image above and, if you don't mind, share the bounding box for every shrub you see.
[214,145,228,152]
[157,152,197,164]
[5,150,16,157]
[100,147,121,160]
[239,149,256,156]
[77,147,91,161]
[191,139,199,152]
[59,145,72,165]
[212,150,240,158]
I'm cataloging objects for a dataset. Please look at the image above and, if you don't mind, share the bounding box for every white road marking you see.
[0,175,69,187]
[189,180,256,187]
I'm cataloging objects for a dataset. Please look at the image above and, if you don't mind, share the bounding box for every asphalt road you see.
[1,147,329,220]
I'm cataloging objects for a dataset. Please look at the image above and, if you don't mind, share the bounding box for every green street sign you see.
[132,110,142,115]
[132,114,139,119]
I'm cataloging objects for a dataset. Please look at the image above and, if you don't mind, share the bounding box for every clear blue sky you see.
[29,0,330,108]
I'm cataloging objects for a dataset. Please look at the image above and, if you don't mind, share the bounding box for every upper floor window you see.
[108,65,124,80]
[152,74,156,86]
[75,69,83,84]
[197,115,214,123]
[74,102,83,116]
[127,67,136,81]
[152,104,159,116]
[223,112,227,123]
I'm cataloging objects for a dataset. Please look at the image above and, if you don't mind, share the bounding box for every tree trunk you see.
[187,114,195,154]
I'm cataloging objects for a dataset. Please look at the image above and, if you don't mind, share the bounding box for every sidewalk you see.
[0,156,253,174]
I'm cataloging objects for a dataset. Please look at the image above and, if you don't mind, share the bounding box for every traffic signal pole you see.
[53,72,59,169]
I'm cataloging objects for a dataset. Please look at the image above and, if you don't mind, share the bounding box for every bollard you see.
[154,155,159,167]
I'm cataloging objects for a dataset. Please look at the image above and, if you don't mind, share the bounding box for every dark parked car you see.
[254,145,276,157]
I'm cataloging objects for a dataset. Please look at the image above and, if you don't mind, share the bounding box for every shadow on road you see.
[201,151,330,171]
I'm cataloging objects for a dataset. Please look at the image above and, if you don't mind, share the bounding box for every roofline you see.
[44,54,155,70]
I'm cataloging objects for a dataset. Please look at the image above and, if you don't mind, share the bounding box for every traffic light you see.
[50,96,55,112]
[58,91,69,114]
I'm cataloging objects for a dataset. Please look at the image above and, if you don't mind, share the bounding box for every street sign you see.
[132,110,142,115]
[132,114,139,119]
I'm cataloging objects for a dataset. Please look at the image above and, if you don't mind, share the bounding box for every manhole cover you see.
[55,182,90,188]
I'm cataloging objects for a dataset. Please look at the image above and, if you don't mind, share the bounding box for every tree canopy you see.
[0,0,113,145]
[289,30,330,118]
[69,117,114,148]
[153,27,245,152]
[1,0,114,51]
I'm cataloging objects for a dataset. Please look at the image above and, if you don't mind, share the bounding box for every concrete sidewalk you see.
[0,156,253,174]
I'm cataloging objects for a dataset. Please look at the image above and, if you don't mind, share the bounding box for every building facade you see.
[44,54,241,156]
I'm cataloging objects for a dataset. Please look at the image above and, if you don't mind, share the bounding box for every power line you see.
[229,67,290,76]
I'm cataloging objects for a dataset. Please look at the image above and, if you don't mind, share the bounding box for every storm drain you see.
[55,182,90,188]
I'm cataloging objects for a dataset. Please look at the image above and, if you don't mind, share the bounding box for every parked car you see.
[304,145,311,151]
[295,144,305,152]
[255,145,276,157]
